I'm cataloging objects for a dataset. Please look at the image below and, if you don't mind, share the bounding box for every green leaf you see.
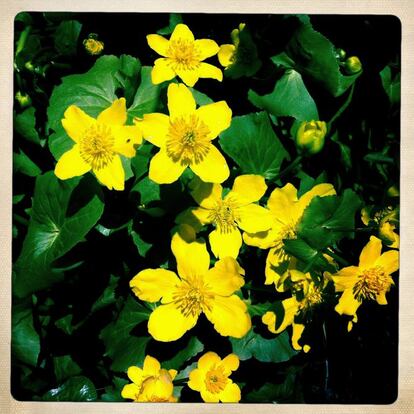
[55,315,73,335]
[247,302,272,317]
[219,112,289,180]
[13,149,42,176]
[129,228,152,257]
[13,172,104,297]
[14,107,41,145]
[134,176,161,205]
[283,238,328,271]
[157,13,183,35]
[91,275,118,313]
[101,376,128,402]
[13,194,25,204]
[298,189,362,250]
[100,296,151,372]
[115,55,142,105]
[189,87,213,106]
[285,23,362,97]
[53,355,82,383]
[41,376,97,401]
[53,20,82,56]
[248,69,318,121]
[130,142,152,181]
[364,152,394,164]
[12,302,40,366]
[380,65,400,105]
[162,336,204,370]
[230,329,297,363]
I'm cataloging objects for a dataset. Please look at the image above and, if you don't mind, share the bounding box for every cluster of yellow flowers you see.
[52,22,399,403]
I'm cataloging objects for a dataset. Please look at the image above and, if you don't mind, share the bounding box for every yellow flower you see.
[135,83,231,184]
[188,352,241,403]
[295,120,327,155]
[262,270,326,352]
[329,236,399,331]
[177,175,271,259]
[244,182,336,287]
[121,355,177,402]
[54,98,142,190]
[217,23,246,68]
[129,225,251,342]
[147,23,222,86]
[83,34,104,55]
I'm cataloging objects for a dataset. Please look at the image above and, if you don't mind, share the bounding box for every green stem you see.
[15,26,31,57]
[323,249,350,267]
[276,156,303,181]
[327,84,355,131]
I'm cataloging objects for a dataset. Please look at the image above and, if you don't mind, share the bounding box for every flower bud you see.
[295,120,327,154]
[387,185,399,198]
[83,34,104,56]
[344,56,362,74]
[15,91,31,108]
[335,48,346,61]
[24,60,35,72]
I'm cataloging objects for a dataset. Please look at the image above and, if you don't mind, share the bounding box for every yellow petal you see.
[264,246,290,286]
[112,125,142,157]
[147,34,169,56]
[170,23,194,43]
[175,67,200,87]
[143,355,161,376]
[243,226,278,250]
[219,382,241,403]
[171,230,210,279]
[168,369,177,380]
[129,268,180,303]
[262,297,299,334]
[236,204,272,233]
[94,155,125,190]
[204,257,245,296]
[221,354,239,373]
[139,374,174,402]
[168,83,196,119]
[335,289,362,316]
[190,177,223,209]
[54,145,91,179]
[61,105,95,143]
[136,113,169,148]
[127,366,144,385]
[218,44,236,67]
[267,183,299,224]
[190,145,229,183]
[205,295,251,338]
[188,368,203,391]
[297,183,336,216]
[198,62,223,82]
[198,351,221,371]
[230,174,267,205]
[196,101,232,140]
[121,383,140,401]
[209,227,242,259]
[151,58,176,84]
[148,149,186,184]
[375,250,399,275]
[262,311,276,333]
[359,236,382,269]
[291,323,306,351]
[376,291,388,305]
[330,266,361,292]
[201,389,220,403]
[97,98,127,126]
[148,302,197,342]
[194,39,220,60]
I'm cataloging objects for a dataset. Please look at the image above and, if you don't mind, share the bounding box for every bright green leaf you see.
[41,376,97,401]
[14,107,41,145]
[13,149,42,177]
[380,65,400,105]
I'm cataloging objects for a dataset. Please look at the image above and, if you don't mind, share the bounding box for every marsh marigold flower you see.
[244,182,336,287]
[147,23,222,86]
[217,23,245,68]
[54,98,142,190]
[328,236,399,331]
[262,270,327,352]
[188,352,241,403]
[129,225,251,342]
[121,355,177,402]
[177,175,271,259]
[135,83,231,184]
[83,33,104,55]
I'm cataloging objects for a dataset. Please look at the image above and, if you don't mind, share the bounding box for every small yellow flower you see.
[121,355,177,402]
[295,120,327,155]
[54,99,142,190]
[129,225,251,342]
[177,175,271,259]
[328,236,399,330]
[83,34,104,55]
[244,182,336,287]
[262,270,326,352]
[188,352,241,403]
[135,83,231,184]
[217,23,246,68]
[147,23,222,86]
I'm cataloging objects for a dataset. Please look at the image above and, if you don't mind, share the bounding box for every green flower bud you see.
[295,120,327,155]
[344,56,362,74]
[15,91,31,108]
[335,48,346,61]
[24,60,35,71]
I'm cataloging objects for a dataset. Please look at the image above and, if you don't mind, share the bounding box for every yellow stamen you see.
[205,365,228,393]
[208,198,239,234]
[167,39,201,71]
[79,124,115,170]
[353,265,393,301]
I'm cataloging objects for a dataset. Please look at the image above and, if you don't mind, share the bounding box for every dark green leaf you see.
[55,315,73,335]
[380,65,400,104]
[364,152,394,164]
[14,107,41,145]
[157,13,183,35]
[53,20,82,56]
[13,149,42,177]
[41,376,97,401]
[248,302,272,317]
[101,376,128,402]
[230,329,297,363]
[219,112,289,180]
[249,69,318,121]
[134,176,161,205]
[53,355,82,383]
[162,336,204,370]
[13,172,104,297]
[91,275,118,313]
[190,87,213,106]
[129,228,152,257]
[283,238,328,271]
[130,142,152,182]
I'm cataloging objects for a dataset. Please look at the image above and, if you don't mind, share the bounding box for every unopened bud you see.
[295,120,327,154]
[335,48,346,61]
[15,91,31,108]
[344,56,362,74]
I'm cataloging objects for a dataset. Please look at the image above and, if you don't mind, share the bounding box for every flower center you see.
[167,39,201,71]
[166,115,211,165]
[79,123,115,170]
[353,265,393,301]
[270,222,297,263]
[298,283,324,313]
[173,276,213,317]
[205,366,227,394]
[208,198,239,234]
